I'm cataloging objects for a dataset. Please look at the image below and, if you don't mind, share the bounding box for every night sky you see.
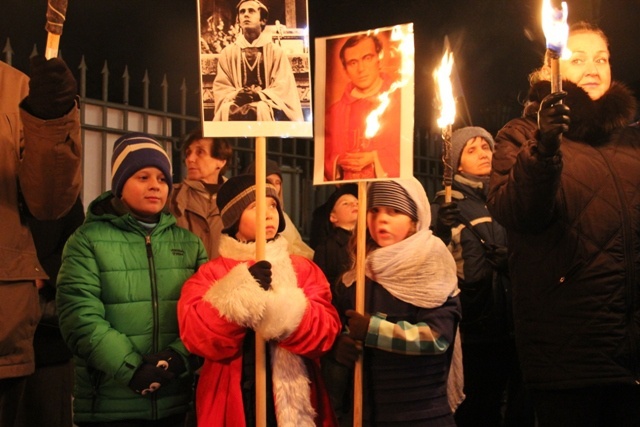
[2,0,639,134]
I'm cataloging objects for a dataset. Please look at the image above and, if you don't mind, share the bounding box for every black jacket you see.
[487,80,640,390]
[432,174,511,343]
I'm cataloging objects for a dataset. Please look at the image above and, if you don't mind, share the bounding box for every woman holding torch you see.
[488,21,640,427]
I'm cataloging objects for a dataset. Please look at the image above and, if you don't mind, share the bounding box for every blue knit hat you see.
[111,133,172,197]
[451,126,494,174]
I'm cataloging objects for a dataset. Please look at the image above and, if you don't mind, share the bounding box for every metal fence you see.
[3,37,444,241]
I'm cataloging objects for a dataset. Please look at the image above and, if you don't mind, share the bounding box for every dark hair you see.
[235,0,269,30]
[181,129,233,175]
[339,34,383,68]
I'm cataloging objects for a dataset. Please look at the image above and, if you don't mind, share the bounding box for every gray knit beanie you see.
[451,127,494,173]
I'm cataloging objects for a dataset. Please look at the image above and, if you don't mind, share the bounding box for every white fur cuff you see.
[256,286,307,340]
[202,264,267,328]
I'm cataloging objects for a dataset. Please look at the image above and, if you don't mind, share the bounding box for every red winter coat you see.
[178,235,340,426]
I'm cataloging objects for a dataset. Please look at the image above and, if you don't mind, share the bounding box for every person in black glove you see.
[56,133,208,425]
[248,260,272,290]
[177,174,341,426]
[431,127,534,427]
[23,55,77,120]
[537,91,570,157]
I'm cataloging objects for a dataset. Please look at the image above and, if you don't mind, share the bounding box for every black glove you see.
[25,56,77,120]
[128,363,175,395]
[248,260,272,290]
[332,334,361,369]
[486,244,509,272]
[434,202,460,243]
[345,309,371,342]
[537,91,570,157]
[142,349,186,376]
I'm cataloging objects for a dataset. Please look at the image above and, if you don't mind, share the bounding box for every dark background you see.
[2,0,639,134]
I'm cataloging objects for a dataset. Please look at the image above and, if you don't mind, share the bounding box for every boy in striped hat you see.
[56,132,208,426]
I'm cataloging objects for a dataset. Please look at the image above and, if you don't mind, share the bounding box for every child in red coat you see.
[178,174,340,426]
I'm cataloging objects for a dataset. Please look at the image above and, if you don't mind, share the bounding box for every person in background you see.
[213,0,302,121]
[0,55,81,427]
[333,178,462,426]
[431,126,534,427]
[312,183,358,424]
[178,174,340,426]
[244,159,315,259]
[488,21,640,427]
[15,197,85,427]
[313,183,358,291]
[170,128,233,260]
[56,133,207,427]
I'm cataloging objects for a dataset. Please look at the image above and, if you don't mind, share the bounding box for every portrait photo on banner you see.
[197,0,312,138]
[313,24,415,185]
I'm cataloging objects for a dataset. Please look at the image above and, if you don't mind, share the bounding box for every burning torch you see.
[542,0,569,94]
[45,0,69,59]
[433,49,456,203]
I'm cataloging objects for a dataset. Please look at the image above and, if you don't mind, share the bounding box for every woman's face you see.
[560,31,611,100]
[184,138,226,184]
[458,136,493,176]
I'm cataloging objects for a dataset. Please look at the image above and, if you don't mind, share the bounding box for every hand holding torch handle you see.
[45,0,69,59]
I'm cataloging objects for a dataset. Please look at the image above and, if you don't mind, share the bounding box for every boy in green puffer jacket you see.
[57,133,208,427]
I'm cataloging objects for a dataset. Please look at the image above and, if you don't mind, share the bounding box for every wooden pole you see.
[255,136,267,427]
[353,181,367,426]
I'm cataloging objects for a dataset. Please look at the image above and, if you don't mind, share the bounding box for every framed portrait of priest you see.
[313,24,415,185]
[197,0,312,138]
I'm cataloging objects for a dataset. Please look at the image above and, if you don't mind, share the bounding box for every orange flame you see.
[542,0,569,57]
[434,50,456,129]
[363,24,414,139]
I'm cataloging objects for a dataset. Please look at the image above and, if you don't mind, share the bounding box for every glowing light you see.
[363,24,414,139]
[542,0,569,58]
[433,50,456,129]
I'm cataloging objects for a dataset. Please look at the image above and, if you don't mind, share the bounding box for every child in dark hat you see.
[56,132,208,425]
[332,177,462,425]
[178,174,341,427]
[243,159,315,259]
[311,183,358,421]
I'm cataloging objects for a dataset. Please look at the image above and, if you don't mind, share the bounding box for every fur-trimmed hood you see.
[524,80,637,145]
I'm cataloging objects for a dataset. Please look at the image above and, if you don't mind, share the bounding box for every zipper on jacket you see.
[145,233,160,419]
[599,151,639,380]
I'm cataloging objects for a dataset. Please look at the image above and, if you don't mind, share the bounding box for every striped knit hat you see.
[111,133,172,197]
[216,174,286,234]
[367,180,418,222]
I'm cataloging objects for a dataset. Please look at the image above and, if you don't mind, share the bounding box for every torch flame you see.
[363,24,414,139]
[542,0,569,58]
[434,50,456,129]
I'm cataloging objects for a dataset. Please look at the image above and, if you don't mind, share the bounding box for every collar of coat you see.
[523,80,637,145]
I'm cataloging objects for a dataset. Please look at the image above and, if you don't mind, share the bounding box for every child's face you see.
[330,194,358,230]
[367,206,415,247]
[235,196,280,242]
[120,167,169,217]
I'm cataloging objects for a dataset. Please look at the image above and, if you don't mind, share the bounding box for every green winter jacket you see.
[56,191,208,423]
